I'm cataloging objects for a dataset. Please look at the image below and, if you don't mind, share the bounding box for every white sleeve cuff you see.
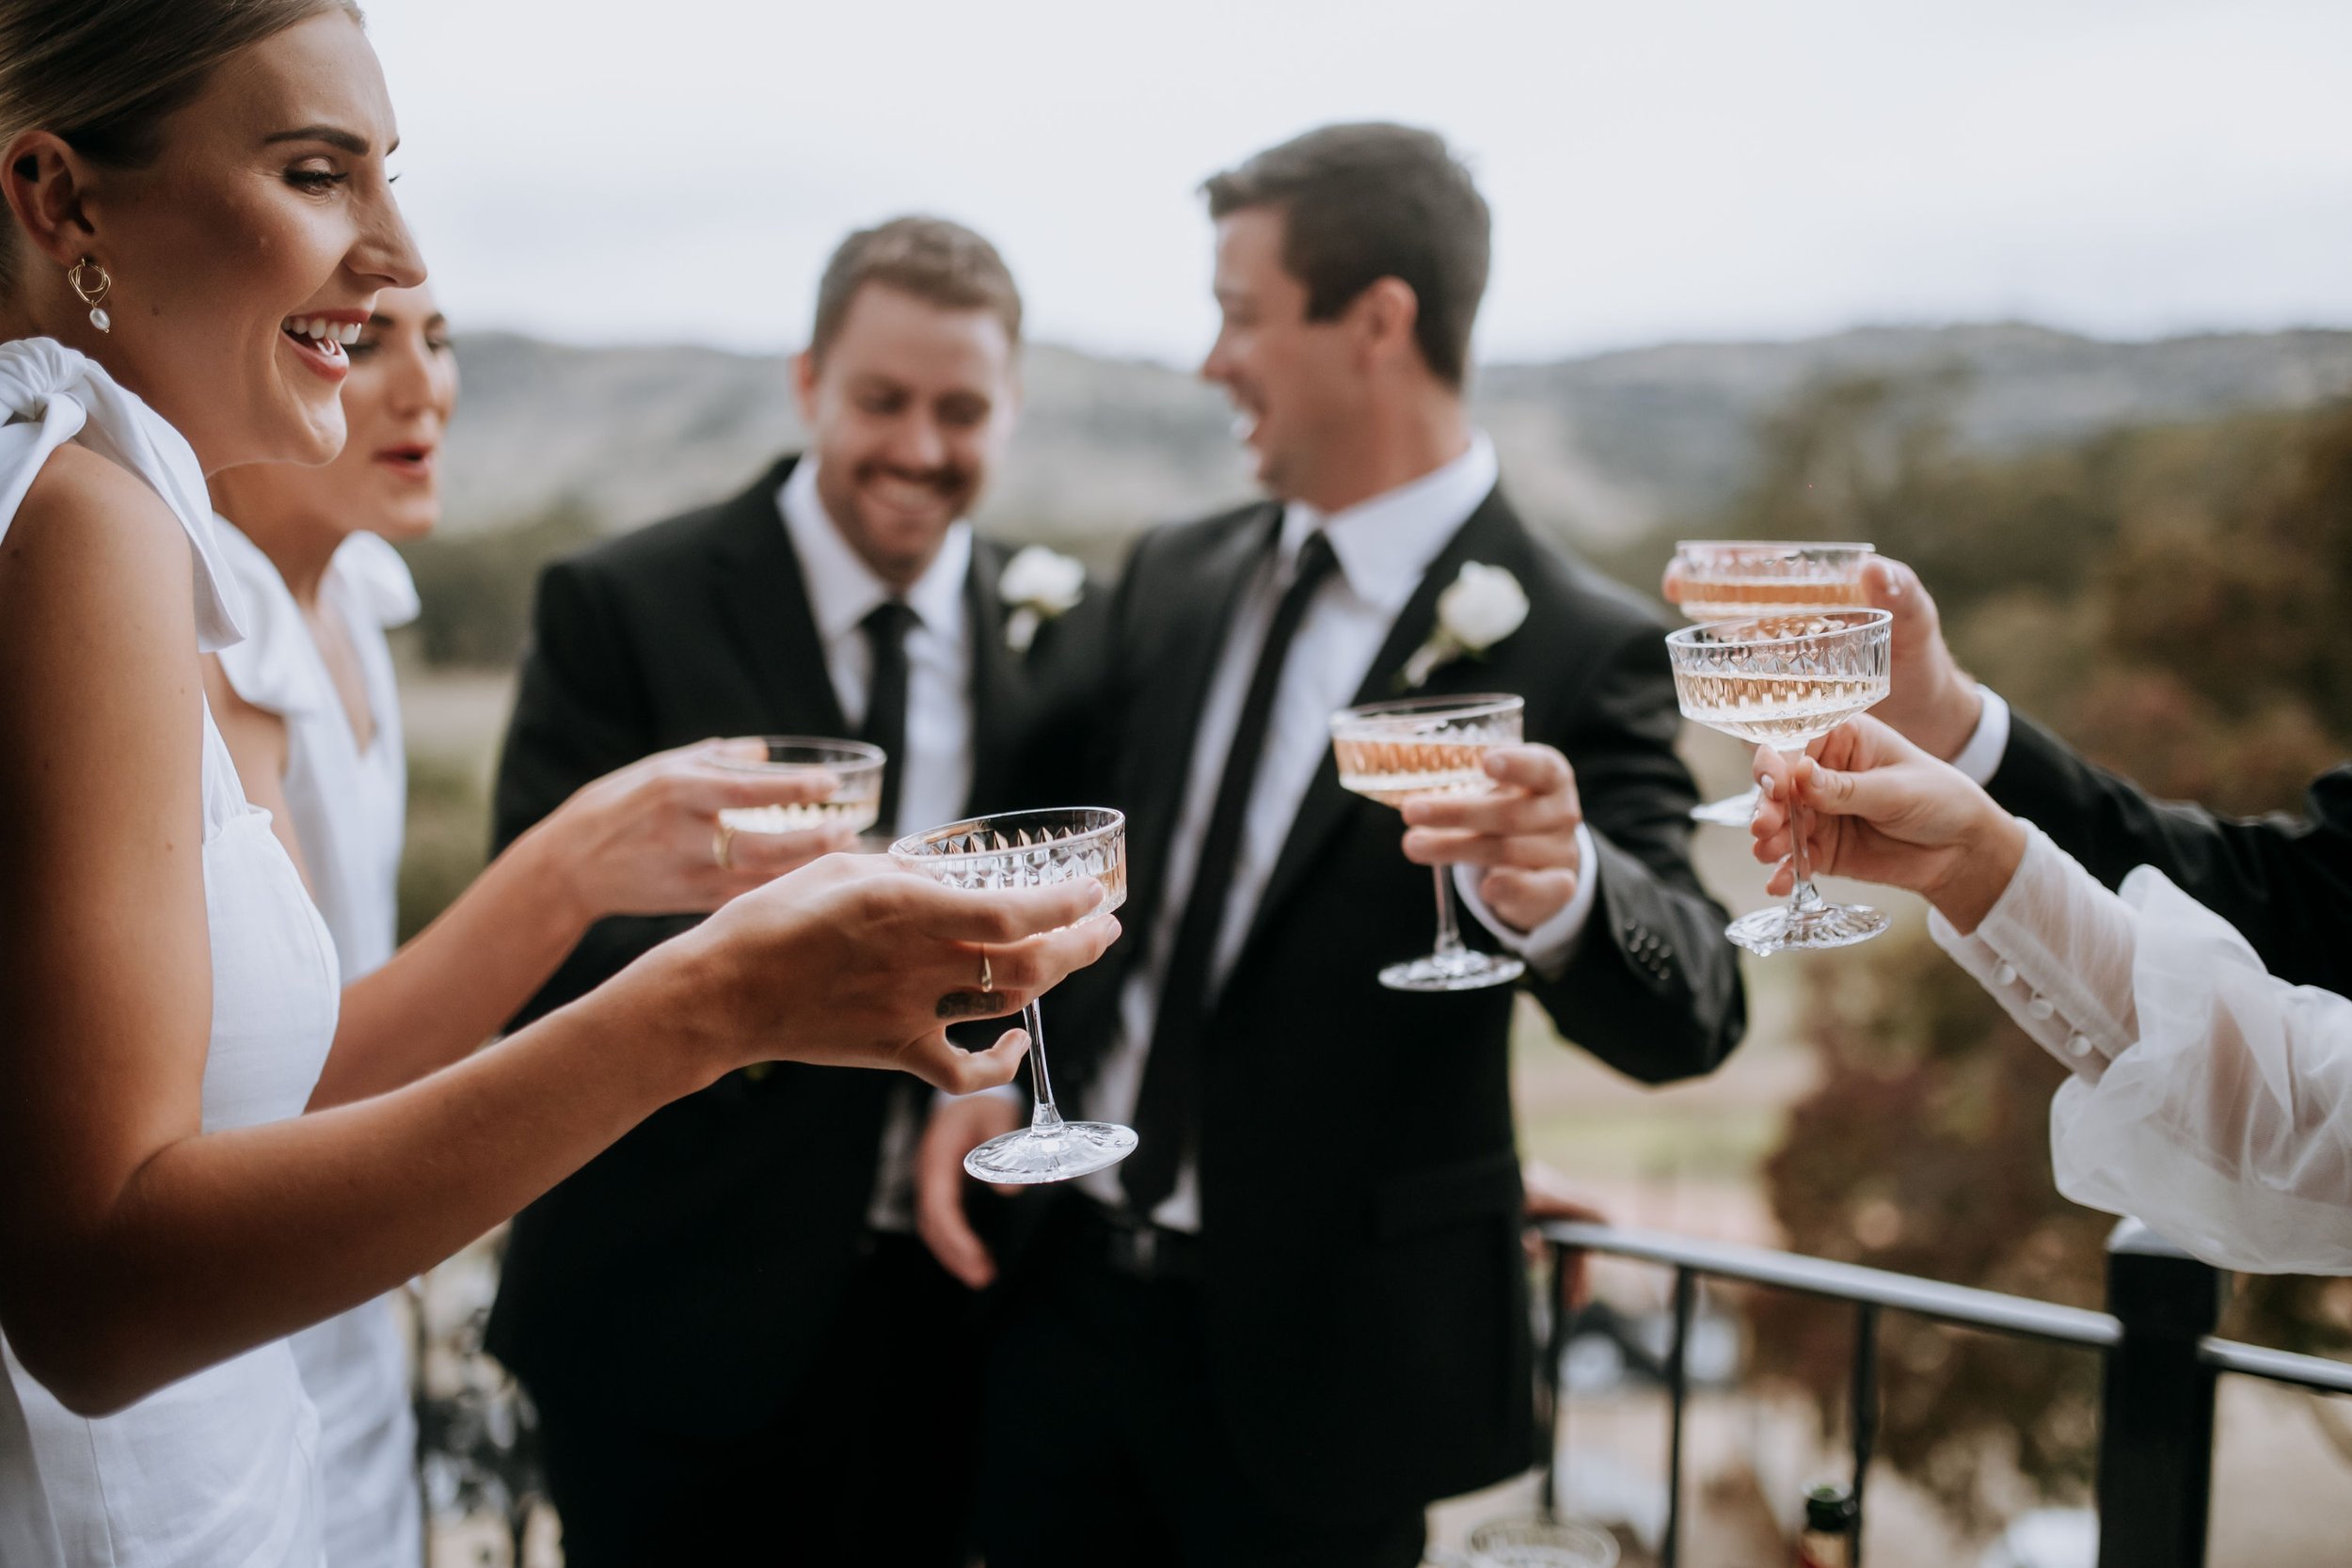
[1929,823,2137,1080]
[1948,685,2011,786]
[1455,822,1598,979]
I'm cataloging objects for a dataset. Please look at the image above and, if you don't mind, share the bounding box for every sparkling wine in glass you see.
[1328,693,1527,992]
[889,807,1136,1184]
[711,736,887,838]
[1666,542,1874,829]
[1664,610,1892,955]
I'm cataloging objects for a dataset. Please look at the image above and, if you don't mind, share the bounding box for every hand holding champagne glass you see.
[1664,542,1874,826]
[710,736,887,849]
[1329,693,1527,991]
[890,807,1134,1183]
[1664,610,1893,954]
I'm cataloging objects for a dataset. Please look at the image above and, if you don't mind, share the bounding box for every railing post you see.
[2096,1220,2224,1568]
[1661,1266,1693,1568]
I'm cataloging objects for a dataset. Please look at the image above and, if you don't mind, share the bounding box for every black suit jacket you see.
[1047,486,1746,1513]
[483,455,1099,1435]
[1988,712,2352,995]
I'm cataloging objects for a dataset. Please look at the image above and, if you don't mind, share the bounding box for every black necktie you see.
[1123,529,1340,1213]
[860,600,916,839]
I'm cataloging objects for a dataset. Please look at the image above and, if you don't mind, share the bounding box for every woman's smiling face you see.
[81,9,423,472]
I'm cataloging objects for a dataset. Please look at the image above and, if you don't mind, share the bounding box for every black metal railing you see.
[1536,1218,2352,1568]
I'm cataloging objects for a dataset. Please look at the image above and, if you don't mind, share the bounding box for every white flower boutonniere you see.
[998,544,1087,653]
[1400,561,1530,689]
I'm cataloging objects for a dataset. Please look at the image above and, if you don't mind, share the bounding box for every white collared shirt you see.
[779,457,977,1230]
[778,458,975,839]
[1080,433,1599,1229]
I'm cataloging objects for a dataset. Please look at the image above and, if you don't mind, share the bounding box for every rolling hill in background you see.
[440,323,2352,554]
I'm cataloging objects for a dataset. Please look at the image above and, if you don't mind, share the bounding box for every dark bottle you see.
[1797,1482,1857,1568]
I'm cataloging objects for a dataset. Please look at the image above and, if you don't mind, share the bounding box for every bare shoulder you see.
[1,442,195,628]
[0,441,203,785]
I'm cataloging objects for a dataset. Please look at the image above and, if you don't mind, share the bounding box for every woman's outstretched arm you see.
[202,666,855,1111]
[0,460,1114,1415]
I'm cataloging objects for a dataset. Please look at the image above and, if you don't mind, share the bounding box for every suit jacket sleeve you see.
[493,555,698,1030]
[1525,621,1745,1084]
[1988,712,2352,995]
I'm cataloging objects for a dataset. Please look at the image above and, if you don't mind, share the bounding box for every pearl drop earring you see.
[68,258,112,333]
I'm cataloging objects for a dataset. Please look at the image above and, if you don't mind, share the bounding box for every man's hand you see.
[1521,1158,1604,1310]
[914,1092,1025,1290]
[1399,745,1583,933]
[1860,558,1983,763]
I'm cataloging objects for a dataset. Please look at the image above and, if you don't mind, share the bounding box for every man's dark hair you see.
[809,215,1023,361]
[1202,123,1490,388]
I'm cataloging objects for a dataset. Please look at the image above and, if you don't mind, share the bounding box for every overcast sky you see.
[360,0,2352,366]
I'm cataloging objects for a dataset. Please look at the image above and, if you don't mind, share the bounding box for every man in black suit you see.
[1857,556,2352,995]
[485,218,1098,1565]
[920,124,1746,1567]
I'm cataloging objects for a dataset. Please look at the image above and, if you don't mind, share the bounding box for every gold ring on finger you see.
[977,947,993,994]
[713,820,736,872]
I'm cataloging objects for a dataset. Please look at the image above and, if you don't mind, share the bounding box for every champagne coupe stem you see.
[1431,863,1468,960]
[1023,1000,1065,1137]
[1780,744,1825,916]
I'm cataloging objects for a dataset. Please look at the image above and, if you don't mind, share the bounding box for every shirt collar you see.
[1279,431,1498,612]
[779,456,972,644]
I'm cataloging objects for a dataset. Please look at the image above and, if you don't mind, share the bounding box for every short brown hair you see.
[808,216,1023,362]
[0,0,365,295]
[1203,123,1490,388]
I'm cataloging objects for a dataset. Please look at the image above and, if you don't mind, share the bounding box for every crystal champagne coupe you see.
[1666,542,1874,827]
[711,736,887,839]
[1328,693,1527,992]
[889,807,1136,1183]
[1465,1515,1620,1568]
[1664,610,1893,955]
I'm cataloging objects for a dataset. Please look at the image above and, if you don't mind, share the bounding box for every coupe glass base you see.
[1688,785,1760,828]
[1724,898,1890,956]
[962,1120,1137,1184]
[1466,1513,1621,1568]
[1378,950,1527,992]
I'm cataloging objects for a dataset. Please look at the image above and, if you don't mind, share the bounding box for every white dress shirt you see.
[1931,825,2352,1274]
[1080,434,1599,1229]
[1949,685,2014,786]
[779,458,976,1230]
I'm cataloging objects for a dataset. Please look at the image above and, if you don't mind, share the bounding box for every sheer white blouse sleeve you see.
[1929,823,2352,1275]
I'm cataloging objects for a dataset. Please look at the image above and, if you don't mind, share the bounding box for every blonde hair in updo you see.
[0,0,365,295]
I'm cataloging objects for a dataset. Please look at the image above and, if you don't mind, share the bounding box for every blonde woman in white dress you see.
[0,7,1116,1565]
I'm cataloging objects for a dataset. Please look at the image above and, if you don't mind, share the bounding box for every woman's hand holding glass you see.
[528,737,857,923]
[1748,715,2027,934]
[675,851,1120,1096]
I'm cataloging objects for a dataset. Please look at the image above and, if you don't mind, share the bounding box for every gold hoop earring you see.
[68,258,112,334]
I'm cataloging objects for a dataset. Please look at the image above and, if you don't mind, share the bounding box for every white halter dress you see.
[0,338,342,1568]
[215,519,424,1568]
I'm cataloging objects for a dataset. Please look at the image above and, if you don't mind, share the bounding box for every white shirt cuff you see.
[1948,685,2011,786]
[1454,822,1598,979]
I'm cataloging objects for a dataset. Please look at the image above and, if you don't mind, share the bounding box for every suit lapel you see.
[1125,507,1283,924]
[707,456,852,738]
[1236,485,1529,961]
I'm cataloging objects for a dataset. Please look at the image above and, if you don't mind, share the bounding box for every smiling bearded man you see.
[484,217,1104,1568]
